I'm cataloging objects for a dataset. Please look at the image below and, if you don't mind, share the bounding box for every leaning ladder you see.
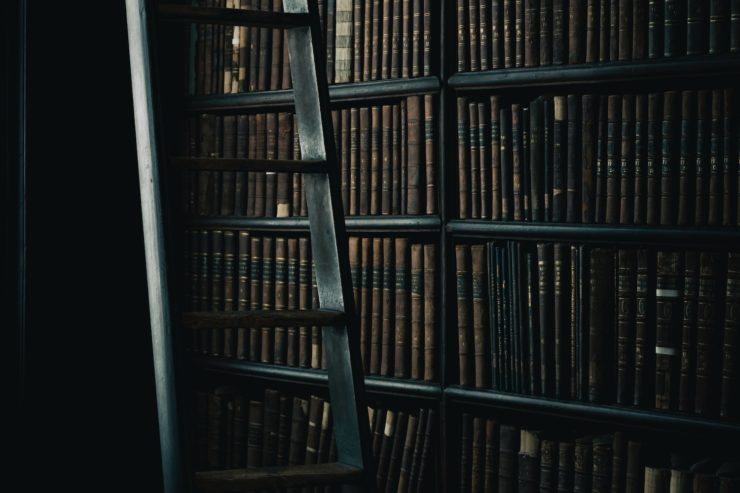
[125,1,374,491]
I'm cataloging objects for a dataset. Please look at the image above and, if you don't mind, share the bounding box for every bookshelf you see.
[152,0,740,491]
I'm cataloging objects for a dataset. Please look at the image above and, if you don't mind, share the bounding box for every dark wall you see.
[23,2,162,490]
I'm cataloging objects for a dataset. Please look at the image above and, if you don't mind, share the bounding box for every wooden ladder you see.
[125,1,374,491]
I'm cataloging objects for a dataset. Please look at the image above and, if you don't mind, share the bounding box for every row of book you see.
[454,243,740,419]
[456,0,740,72]
[457,417,740,492]
[184,95,437,218]
[456,88,740,226]
[193,387,436,492]
[185,230,438,381]
[190,0,434,95]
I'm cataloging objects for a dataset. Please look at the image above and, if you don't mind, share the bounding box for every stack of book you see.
[457,416,740,492]
[455,243,739,418]
[456,88,739,224]
[456,0,740,72]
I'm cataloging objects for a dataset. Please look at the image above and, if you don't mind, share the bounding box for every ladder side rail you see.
[283,0,375,488]
[125,1,184,492]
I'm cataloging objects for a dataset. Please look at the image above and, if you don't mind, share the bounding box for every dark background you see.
[19,2,163,490]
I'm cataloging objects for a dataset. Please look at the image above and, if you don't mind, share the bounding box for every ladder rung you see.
[170,157,327,173]
[183,310,347,329]
[157,4,311,28]
[195,463,363,491]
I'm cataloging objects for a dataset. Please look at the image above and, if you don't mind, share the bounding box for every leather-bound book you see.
[589,248,614,403]
[591,434,612,493]
[352,0,363,82]
[710,0,730,54]
[670,469,692,493]
[402,100,409,213]
[236,231,250,359]
[609,0,618,61]
[406,96,424,214]
[395,238,410,378]
[257,0,270,90]
[525,0,540,67]
[292,119,304,216]
[261,389,280,467]
[663,0,684,56]
[677,92,695,226]
[269,1,283,91]
[372,238,384,375]
[341,110,351,214]
[492,0,503,68]
[411,243,424,380]
[196,114,215,216]
[370,106,381,215]
[247,398,264,468]
[253,114,266,216]
[721,252,740,418]
[401,0,413,78]
[504,0,515,67]
[273,237,287,365]
[633,249,649,407]
[518,430,541,493]
[553,0,566,64]
[423,244,437,381]
[471,417,485,493]
[277,395,291,466]
[582,94,597,223]
[362,0,373,81]
[491,97,502,220]
[566,95,581,223]
[733,1,740,52]
[408,409,427,493]
[539,439,557,492]
[489,244,503,389]
[457,244,473,386]
[499,425,521,493]
[470,102,482,218]
[531,97,544,222]
[457,0,468,72]
[484,420,499,492]
[573,436,593,493]
[660,91,680,225]
[423,0,432,76]
[298,238,311,367]
[222,231,236,358]
[276,113,292,217]
[708,90,722,225]
[605,95,621,225]
[632,0,648,59]
[288,397,309,466]
[232,394,247,468]
[686,0,707,55]
[376,410,397,490]
[633,94,647,224]
[598,0,609,62]
[554,243,570,398]
[646,92,661,225]
[349,108,360,215]
[304,395,323,471]
[595,95,608,223]
[644,467,670,493]
[611,432,627,493]
[361,237,373,373]
[625,440,642,493]
[617,249,637,405]
[572,246,584,399]
[371,408,386,457]
[620,94,635,225]
[569,0,585,63]
[618,0,633,60]
[527,250,541,395]
[552,96,566,222]
[380,0,391,79]
[391,0,402,78]
[396,413,418,492]
[648,0,663,59]
[469,0,481,72]
[509,242,522,392]
[425,95,436,214]
[207,390,227,469]
[585,0,598,63]
[416,409,436,492]
[557,441,574,493]
[722,89,736,225]
[694,251,721,415]
[359,106,370,215]
[655,250,683,410]
[248,236,262,361]
[265,113,278,217]
[393,103,403,214]
[501,104,514,220]
[523,106,531,220]
[538,243,553,396]
[515,0,525,67]
[678,251,698,412]
[693,473,718,493]
[281,29,291,90]
[512,103,524,220]
[221,115,236,215]
[260,237,275,363]
[472,245,490,388]
[479,101,491,219]
[539,0,552,65]
[458,97,470,218]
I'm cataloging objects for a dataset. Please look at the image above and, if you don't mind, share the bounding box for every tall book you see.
[589,248,614,404]
[694,252,721,415]
[617,249,637,405]
[655,250,683,411]
[411,242,424,380]
[395,238,410,378]
[678,251,699,413]
[457,244,473,386]
[722,252,740,418]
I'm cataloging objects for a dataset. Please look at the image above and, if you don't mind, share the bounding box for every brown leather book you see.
[372,237,385,375]
[515,0,525,67]
[491,97,502,220]
[492,0,503,68]
[391,0,402,78]
[708,89,723,225]
[273,238,287,364]
[605,95,621,225]
[363,0,373,81]
[589,248,615,404]
[501,103,514,220]
[470,101,481,218]
[468,0,480,71]
[678,251,698,412]
[633,249,649,407]
[269,1,282,91]
[222,231,236,358]
[458,97,471,218]
[298,237,311,368]
[340,110,351,214]
[396,413,418,492]
[288,397,309,466]
[411,0,423,77]
[261,389,280,467]
[457,244,473,386]
[479,0,490,71]
[633,94,647,224]
[632,0,647,59]
[694,251,721,415]
[569,0,585,63]
[585,0,598,62]
[620,94,635,225]
[721,252,740,418]
[407,95,423,215]
[359,107,370,215]
[557,441,574,493]
[655,250,683,411]
[676,91,695,226]
[484,419,499,492]
[425,94,436,214]
[722,88,736,225]
[260,237,275,363]
[573,436,593,493]
[381,104,392,215]
[361,237,373,373]
[524,0,539,67]
[385,411,408,492]
[660,91,680,225]
[402,0,412,77]
[472,244,489,388]
[581,94,597,224]
[381,0,392,79]
[353,0,364,82]
[248,236,262,361]
[617,249,637,405]
[607,2,618,61]
[512,103,523,220]
[286,237,298,366]
[349,108,360,215]
[276,113,291,217]
[393,103,403,214]
[264,113,278,217]
[499,425,520,493]
[646,92,661,225]
[395,238,410,378]
[591,434,612,493]
[381,237,396,376]
[246,114,257,215]
[236,231,250,359]
[370,105,381,215]
[376,410,396,489]
[257,0,270,91]
[210,231,225,357]
[518,429,541,493]
[423,244,437,381]
[246,398,264,468]
[504,0,515,67]
[411,243,424,379]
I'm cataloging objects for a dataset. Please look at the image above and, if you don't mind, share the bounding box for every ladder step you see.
[157,4,311,28]
[170,157,326,173]
[183,310,347,329]
[195,463,363,491]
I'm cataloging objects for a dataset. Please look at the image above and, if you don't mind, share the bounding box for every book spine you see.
[353,0,364,81]
[633,250,649,407]
[655,250,683,411]
[261,389,280,467]
[458,98,470,218]
[402,0,412,77]
[501,104,513,220]
[395,238,410,378]
[646,92,661,225]
[376,410,396,489]
[620,94,635,225]
[678,251,698,412]
[591,435,612,493]
[677,91,695,226]
[687,0,707,55]
[273,238,287,364]
[423,0,432,75]
[480,0,490,71]
[236,231,250,359]
[694,252,721,415]
[581,94,597,224]
[554,243,569,398]
[412,0,423,76]
[586,0,599,63]
[594,96,608,223]
[470,102,481,218]
[491,97,502,220]
[499,425,520,493]
[471,417,486,492]
[492,0,503,68]
[472,245,489,388]
[721,252,740,418]
[298,238,310,367]
[573,436,593,493]
[286,238,298,366]
[525,0,539,67]
[479,101,491,219]
[457,244,473,386]
[539,439,557,492]
[617,249,637,406]
[518,430,541,493]
[469,0,480,71]
[557,441,574,493]
[381,0,391,78]
[371,0,381,80]
[569,0,585,63]
[260,237,274,363]
[423,244,437,381]
[552,96,566,222]
[370,106,381,215]
[247,399,264,468]
[606,95,621,225]
[710,0,730,54]
[660,91,680,225]
[543,97,553,221]
[458,0,469,71]
[373,238,385,375]
[396,413,418,492]
[411,243,424,380]
[566,95,580,223]
[531,98,544,221]
[609,0,618,61]
[632,0,647,59]
[589,249,614,403]
[522,102,531,220]
[648,0,663,59]
[484,419,499,492]
[722,88,736,225]
[425,95,436,214]
[515,0,525,67]
[663,0,683,57]
[407,96,422,214]
[288,397,308,466]
[610,432,626,493]
[334,0,353,83]
[633,94,647,224]
[709,89,723,225]
[538,244,553,396]
[460,414,472,492]
[363,0,373,81]
[512,104,523,220]
[391,0,402,77]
